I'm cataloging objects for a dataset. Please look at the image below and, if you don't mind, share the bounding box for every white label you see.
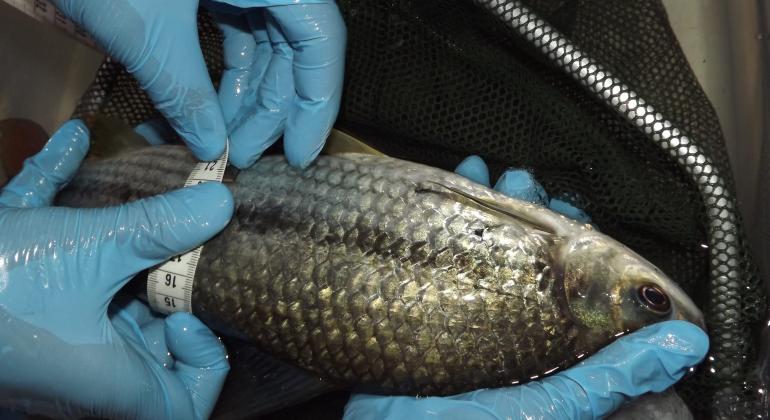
[147,143,229,314]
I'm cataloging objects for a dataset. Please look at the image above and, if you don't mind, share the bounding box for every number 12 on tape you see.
[147,143,229,314]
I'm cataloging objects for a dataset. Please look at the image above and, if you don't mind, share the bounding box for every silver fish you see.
[55,145,704,396]
[609,389,693,420]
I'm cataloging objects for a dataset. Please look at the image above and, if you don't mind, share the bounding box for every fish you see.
[54,144,704,396]
[608,389,693,420]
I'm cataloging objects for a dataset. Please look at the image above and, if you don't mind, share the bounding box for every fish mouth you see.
[668,285,707,332]
[678,310,707,333]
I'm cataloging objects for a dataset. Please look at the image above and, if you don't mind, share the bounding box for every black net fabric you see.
[73,12,224,128]
[70,1,767,418]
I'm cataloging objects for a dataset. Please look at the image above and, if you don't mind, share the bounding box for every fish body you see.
[56,146,703,396]
[608,389,693,420]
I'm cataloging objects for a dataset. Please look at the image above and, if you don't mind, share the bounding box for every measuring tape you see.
[2,0,98,49]
[147,143,230,314]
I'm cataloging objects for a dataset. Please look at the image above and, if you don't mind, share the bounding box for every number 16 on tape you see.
[147,143,229,314]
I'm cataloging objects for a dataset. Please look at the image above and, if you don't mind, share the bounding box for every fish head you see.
[558,232,705,345]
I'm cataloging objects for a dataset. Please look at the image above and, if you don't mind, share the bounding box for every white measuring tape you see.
[147,143,230,314]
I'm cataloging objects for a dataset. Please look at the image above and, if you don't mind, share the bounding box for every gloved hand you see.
[53,1,345,170]
[207,0,346,169]
[0,120,234,419]
[342,156,709,420]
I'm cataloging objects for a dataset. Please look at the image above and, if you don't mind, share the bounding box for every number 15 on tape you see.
[147,143,229,314]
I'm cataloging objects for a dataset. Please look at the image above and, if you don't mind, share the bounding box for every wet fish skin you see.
[55,146,704,396]
[608,389,693,420]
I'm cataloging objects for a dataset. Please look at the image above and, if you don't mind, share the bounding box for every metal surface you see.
[1,0,97,48]
[0,1,103,135]
[663,0,765,274]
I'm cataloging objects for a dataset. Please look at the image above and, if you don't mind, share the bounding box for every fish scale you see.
[55,145,702,396]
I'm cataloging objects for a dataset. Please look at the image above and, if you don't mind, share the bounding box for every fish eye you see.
[637,284,671,315]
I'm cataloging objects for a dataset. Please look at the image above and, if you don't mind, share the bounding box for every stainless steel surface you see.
[759,0,770,292]
[663,0,765,268]
[0,1,103,135]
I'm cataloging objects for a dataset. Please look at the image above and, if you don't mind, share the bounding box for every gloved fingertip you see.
[165,312,229,370]
[285,132,326,169]
[228,151,259,170]
[494,169,549,206]
[228,152,261,170]
[188,136,227,163]
[141,318,174,368]
[165,312,229,420]
[173,182,235,235]
[215,11,257,69]
[227,116,284,169]
[169,96,228,162]
[137,182,234,256]
[296,146,324,170]
[56,118,90,143]
[47,119,90,161]
[548,199,592,224]
[632,320,710,361]
[134,119,174,146]
[0,119,90,208]
[455,155,491,187]
[284,97,338,169]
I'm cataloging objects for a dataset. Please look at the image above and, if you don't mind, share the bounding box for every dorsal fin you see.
[322,129,387,157]
[87,115,162,159]
[417,181,559,236]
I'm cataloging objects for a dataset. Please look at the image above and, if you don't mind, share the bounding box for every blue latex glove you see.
[454,156,593,224]
[53,1,346,170]
[343,156,709,420]
[0,120,235,419]
[208,0,346,169]
[52,0,227,162]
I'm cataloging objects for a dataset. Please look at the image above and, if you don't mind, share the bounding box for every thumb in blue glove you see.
[342,156,709,420]
[52,0,228,162]
[0,120,234,419]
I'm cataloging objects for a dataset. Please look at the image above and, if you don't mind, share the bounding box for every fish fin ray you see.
[87,115,167,159]
[321,129,388,157]
[417,181,558,236]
